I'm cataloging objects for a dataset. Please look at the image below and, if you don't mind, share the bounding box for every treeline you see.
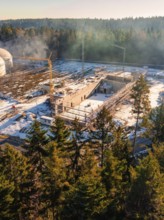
[0,17,164,66]
[1,17,164,31]
[0,76,164,220]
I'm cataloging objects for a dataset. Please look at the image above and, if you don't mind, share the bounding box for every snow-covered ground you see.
[149,79,164,108]
[114,77,164,126]
[114,103,134,126]
[61,93,109,122]
[16,95,49,113]
[0,95,51,138]
[53,60,145,74]
[0,115,32,139]
[0,99,17,115]
[0,61,163,139]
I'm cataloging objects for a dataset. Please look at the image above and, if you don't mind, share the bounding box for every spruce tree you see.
[102,150,129,219]
[50,116,70,151]
[0,145,35,220]
[127,153,164,219]
[112,126,132,160]
[41,142,67,220]
[149,104,164,143]
[111,126,133,183]
[131,74,151,153]
[61,148,107,219]
[92,106,115,166]
[67,117,87,179]
[153,143,164,173]
[0,174,14,220]
[26,120,49,172]
[26,120,50,219]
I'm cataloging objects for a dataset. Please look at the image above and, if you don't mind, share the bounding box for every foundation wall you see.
[54,80,101,113]
[88,81,136,122]
[106,74,133,83]
[63,80,100,107]
[99,79,126,93]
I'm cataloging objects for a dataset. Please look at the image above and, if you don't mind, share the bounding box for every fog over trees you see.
[0,17,164,67]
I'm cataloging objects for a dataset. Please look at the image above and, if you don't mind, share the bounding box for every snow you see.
[0,95,51,138]
[0,117,32,138]
[0,99,17,115]
[53,60,146,75]
[16,95,49,113]
[80,93,109,110]
[156,71,164,77]
[0,60,164,139]
[61,93,109,122]
[114,103,135,126]
[114,78,164,126]
[149,79,164,108]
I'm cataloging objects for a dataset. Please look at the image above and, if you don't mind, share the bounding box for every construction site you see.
[0,48,164,141]
[51,71,136,125]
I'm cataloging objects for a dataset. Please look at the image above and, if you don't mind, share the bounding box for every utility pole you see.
[123,47,126,69]
[81,21,85,76]
[110,44,126,70]
[82,34,84,76]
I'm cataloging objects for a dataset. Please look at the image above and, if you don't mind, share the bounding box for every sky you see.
[0,0,164,20]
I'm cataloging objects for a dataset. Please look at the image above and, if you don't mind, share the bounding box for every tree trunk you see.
[133,112,140,154]
[101,143,104,167]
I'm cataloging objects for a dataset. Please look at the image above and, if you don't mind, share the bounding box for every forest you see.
[0,17,164,67]
[0,76,164,220]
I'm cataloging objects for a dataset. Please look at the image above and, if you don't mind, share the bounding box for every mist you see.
[0,36,48,59]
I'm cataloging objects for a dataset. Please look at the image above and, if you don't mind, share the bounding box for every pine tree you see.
[92,106,115,166]
[127,153,164,219]
[131,74,151,153]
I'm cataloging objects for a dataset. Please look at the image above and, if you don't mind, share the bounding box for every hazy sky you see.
[0,0,164,20]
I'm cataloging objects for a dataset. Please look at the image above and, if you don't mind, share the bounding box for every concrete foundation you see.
[54,79,101,114]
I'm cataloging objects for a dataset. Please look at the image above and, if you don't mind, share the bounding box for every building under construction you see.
[48,70,140,125]
[0,49,145,126]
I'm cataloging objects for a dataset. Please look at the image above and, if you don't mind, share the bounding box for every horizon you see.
[0,0,164,20]
[1,15,164,22]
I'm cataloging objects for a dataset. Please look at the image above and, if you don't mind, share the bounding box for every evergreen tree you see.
[26,120,50,218]
[149,104,164,143]
[112,126,132,160]
[62,148,107,219]
[92,106,115,166]
[26,120,49,171]
[0,174,14,220]
[111,126,133,183]
[41,143,67,220]
[131,74,151,152]
[50,116,70,151]
[68,117,87,179]
[102,150,129,219]
[0,145,35,220]
[153,143,164,173]
[127,153,164,219]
